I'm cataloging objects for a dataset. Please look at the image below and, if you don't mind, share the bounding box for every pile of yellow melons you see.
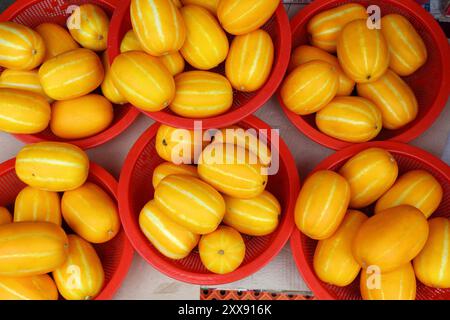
[295,147,447,300]
[111,0,279,117]
[0,4,124,140]
[281,3,427,143]
[0,141,120,300]
[138,124,281,274]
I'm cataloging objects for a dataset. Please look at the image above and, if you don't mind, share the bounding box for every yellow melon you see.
[182,0,219,14]
[314,210,368,286]
[100,52,127,105]
[139,200,200,260]
[0,274,58,300]
[295,170,350,240]
[413,217,450,288]
[289,45,355,96]
[170,71,233,118]
[35,23,79,61]
[120,30,143,53]
[14,186,61,225]
[172,0,182,8]
[0,88,50,134]
[0,69,51,101]
[381,14,427,76]
[0,222,68,277]
[353,205,429,273]
[0,207,12,225]
[159,51,185,76]
[223,190,281,236]
[357,69,418,130]
[217,0,279,35]
[226,29,274,92]
[307,4,368,53]
[316,96,382,142]
[130,0,186,56]
[199,225,245,274]
[39,48,104,101]
[180,5,229,70]
[62,182,120,244]
[339,148,398,208]
[110,51,175,112]
[337,19,390,83]
[154,175,225,234]
[360,263,416,300]
[53,234,104,300]
[152,162,199,189]
[0,22,45,70]
[15,142,90,192]
[67,4,110,51]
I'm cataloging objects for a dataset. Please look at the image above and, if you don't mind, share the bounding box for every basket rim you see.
[290,140,450,300]
[118,115,301,285]
[278,0,450,150]
[0,157,135,300]
[0,0,141,150]
[108,1,292,130]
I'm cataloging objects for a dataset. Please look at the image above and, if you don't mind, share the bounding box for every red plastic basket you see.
[290,141,450,300]
[278,0,450,150]
[118,115,300,285]
[0,0,140,150]
[108,0,291,130]
[0,158,134,300]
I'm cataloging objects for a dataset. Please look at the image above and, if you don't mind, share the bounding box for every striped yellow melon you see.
[182,0,219,14]
[110,51,175,112]
[101,52,127,105]
[159,52,185,76]
[381,14,427,76]
[217,0,278,35]
[211,126,272,166]
[170,71,233,118]
[14,186,61,225]
[375,170,443,218]
[0,207,12,225]
[35,23,79,61]
[53,234,104,300]
[198,143,268,199]
[0,274,58,300]
[413,218,450,288]
[0,69,51,101]
[225,29,274,92]
[360,263,416,300]
[180,5,229,70]
[39,48,104,101]
[62,182,120,244]
[295,170,350,240]
[314,210,368,286]
[15,142,90,192]
[0,22,45,70]
[353,205,429,272]
[199,225,245,274]
[357,69,418,130]
[154,175,226,234]
[307,4,368,53]
[155,124,205,164]
[67,4,110,51]
[120,30,143,53]
[172,0,182,8]
[280,60,339,115]
[50,94,114,139]
[316,96,382,143]
[131,0,186,56]
[337,19,390,83]
[289,45,355,96]
[223,190,280,236]
[0,222,68,277]
[152,162,198,189]
[139,200,199,260]
[0,88,50,134]
[339,148,398,208]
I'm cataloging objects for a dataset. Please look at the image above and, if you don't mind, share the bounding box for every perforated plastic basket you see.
[108,0,291,130]
[118,115,300,285]
[278,0,450,150]
[290,141,450,300]
[0,0,140,150]
[0,158,134,300]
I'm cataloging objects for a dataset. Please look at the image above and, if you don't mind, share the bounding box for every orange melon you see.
[35,23,79,61]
